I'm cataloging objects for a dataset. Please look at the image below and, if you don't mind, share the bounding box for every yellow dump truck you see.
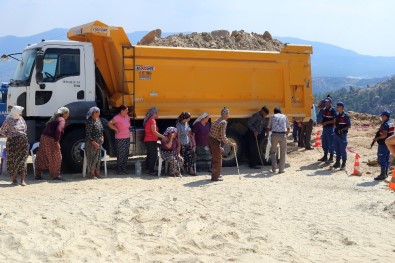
[5,20,313,170]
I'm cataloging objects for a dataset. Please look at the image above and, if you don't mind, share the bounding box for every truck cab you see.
[6,40,114,171]
[8,41,96,118]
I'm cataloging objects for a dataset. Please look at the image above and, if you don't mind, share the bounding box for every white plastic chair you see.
[157,148,168,177]
[80,142,107,178]
[0,141,6,175]
[30,142,40,177]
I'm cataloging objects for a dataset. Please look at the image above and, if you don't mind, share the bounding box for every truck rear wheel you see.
[222,130,243,167]
[61,128,85,173]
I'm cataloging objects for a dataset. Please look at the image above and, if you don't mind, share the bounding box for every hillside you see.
[312,76,391,95]
[317,77,395,115]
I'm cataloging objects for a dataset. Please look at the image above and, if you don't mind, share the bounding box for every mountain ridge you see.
[1,28,394,93]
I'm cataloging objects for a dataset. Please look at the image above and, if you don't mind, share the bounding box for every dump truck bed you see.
[68,21,313,120]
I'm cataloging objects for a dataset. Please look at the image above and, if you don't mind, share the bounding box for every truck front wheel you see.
[61,128,85,173]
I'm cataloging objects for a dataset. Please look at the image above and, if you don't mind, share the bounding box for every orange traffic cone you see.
[351,153,362,176]
[314,130,322,147]
[389,168,395,191]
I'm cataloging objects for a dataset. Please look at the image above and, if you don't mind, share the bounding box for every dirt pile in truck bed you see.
[138,29,284,51]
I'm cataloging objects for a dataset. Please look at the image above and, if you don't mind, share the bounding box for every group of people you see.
[143,105,292,181]
[0,105,131,185]
[0,103,293,185]
[3,97,393,186]
[313,95,395,181]
[143,107,214,179]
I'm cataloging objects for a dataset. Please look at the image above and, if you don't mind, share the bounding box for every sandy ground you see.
[0,125,394,263]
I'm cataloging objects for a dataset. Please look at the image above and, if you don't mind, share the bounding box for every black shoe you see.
[333,160,341,169]
[211,177,224,181]
[340,160,346,170]
[374,173,387,181]
[249,165,261,169]
[305,147,314,150]
[318,155,328,162]
[326,154,334,164]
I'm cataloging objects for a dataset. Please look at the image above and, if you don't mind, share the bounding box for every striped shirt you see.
[268,113,290,133]
[209,117,231,144]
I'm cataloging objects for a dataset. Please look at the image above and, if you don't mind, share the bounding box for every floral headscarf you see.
[163,126,177,136]
[221,107,229,116]
[7,105,24,119]
[86,106,100,120]
[193,112,209,126]
[47,106,70,123]
[143,107,158,127]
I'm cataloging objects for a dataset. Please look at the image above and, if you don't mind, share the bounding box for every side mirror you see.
[35,50,44,84]
[36,72,43,83]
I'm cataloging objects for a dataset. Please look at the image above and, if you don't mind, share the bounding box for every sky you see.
[2,0,395,56]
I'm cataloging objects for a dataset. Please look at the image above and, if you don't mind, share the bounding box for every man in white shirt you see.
[267,107,290,173]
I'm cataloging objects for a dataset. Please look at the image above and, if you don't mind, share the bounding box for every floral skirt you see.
[160,150,183,176]
[85,141,102,173]
[180,145,195,171]
[35,135,62,178]
[6,135,29,176]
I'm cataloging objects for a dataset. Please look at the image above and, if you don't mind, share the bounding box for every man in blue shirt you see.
[318,98,336,163]
[333,102,351,170]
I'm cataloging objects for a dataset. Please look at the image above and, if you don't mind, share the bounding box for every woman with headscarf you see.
[85,107,104,179]
[35,107,70,180]
[160,127,183,177]
[176,112,196,175]
[108,105,131,174]
[192,112,211,172]
[143,107,165,175]
[0,106,29,186]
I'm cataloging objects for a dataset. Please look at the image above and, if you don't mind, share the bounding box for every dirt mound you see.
[138,29,283,51]
[349,111,381,127]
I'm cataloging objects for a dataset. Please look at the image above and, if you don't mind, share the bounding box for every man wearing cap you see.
[316,99,325,125]
[208,107,236,181]
[247,106,269,169]
[333,102,351,170]
[267,107,290,173]
[373,110,394,180]
[318,97,336,163]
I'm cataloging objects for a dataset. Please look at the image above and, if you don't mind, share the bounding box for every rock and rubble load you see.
[138,29,283,52]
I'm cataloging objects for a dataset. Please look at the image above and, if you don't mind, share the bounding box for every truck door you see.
[27,46,85,117]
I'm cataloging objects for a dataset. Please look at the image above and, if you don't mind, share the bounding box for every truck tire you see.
[61,128,86,173]
[222,130,243,167]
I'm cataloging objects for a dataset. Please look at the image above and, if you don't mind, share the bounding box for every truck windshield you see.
[11,49,36,86]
